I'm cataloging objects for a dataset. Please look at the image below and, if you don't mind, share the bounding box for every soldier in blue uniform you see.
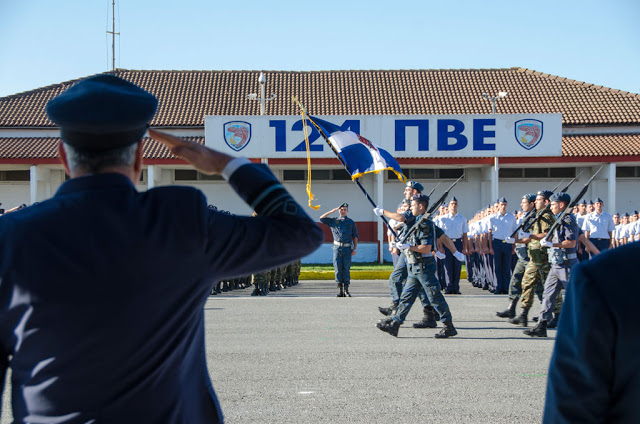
[320,203,359,297]
[525,192,578,337]
[0,75,323,424]
[376,194,458,338]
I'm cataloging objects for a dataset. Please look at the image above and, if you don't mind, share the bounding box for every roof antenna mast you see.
[106,0,119,71]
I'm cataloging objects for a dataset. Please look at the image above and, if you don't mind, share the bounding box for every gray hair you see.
[63,142,139,174]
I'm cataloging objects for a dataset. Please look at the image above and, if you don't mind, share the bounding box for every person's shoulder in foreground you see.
[544,242,640,424]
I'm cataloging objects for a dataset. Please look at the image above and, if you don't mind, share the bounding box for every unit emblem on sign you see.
[514,119,543,150]
[223,121,252,151]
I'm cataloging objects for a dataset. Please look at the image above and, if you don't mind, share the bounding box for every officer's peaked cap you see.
[46,74,158,152]
[550,192,571,204]
[339,203,349,208]
[406,181,424,192]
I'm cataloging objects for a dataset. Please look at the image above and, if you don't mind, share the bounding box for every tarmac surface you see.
[1,280,556,423]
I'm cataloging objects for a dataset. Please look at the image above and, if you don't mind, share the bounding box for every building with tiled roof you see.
[1,68,639,262]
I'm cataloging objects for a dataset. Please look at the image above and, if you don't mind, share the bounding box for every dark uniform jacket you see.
[0,163,323,423]
[544,242,640,423]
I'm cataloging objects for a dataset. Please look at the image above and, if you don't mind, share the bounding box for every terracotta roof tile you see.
[2,135,638,161]
[1,68,639,128]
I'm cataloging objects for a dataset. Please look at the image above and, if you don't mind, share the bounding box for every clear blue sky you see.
[1,0,638,97]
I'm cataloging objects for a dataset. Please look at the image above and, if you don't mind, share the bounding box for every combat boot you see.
[336,283,345,297]
[496,297,519,319]
[378,302,398,316]
[434,321,458,338]
[413,306,437,328]
[524,320,547,337]
[547,313,560,329]
[508,307,529,327]
[376,319,400,337]
[250,287,260,296]
[343,285,352,297]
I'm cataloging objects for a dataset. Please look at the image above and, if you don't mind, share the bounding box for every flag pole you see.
[293,97,399,238]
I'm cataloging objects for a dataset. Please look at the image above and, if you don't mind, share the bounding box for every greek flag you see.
[309,116,406,182]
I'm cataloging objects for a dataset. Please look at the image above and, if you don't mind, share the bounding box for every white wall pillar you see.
[607,163,616,214]
[30,165,52,204]
[492,157,499,202]
[147,165,157,189]
[376,172,384,264]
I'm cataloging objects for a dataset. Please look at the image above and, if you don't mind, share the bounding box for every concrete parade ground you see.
[1,280,556,423]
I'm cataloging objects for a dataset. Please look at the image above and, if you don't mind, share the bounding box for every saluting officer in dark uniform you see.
[0,75,323,423]
[320,203,359,297]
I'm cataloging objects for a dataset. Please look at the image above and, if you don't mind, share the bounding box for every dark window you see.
[332,169,352,180]
[174,170,223,181]
[549,167,576,178]
[282,170,306,181]
[412,169,436,179]
[310,169,331,180]
[439,169,464,179]
[499,168,523,178]
[617,166,639,178]
[0,170,30,181]
[524,168,548,178]
[174,170,198,181]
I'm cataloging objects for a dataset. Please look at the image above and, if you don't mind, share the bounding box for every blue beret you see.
[406,181,424,192]
[537,190,553,199]
[550,192,571,204]
[522,193,536,202]
[339,203,349,208]
[411,194,430,203]
[46,74,158,152]
[449,197,458,203]
[594,197,604,203]
[497,197,507,203]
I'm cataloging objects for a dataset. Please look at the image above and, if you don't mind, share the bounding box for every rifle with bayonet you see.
[397,174,464,244]
[512,171,584,237]
[426,182,440,198]
[542,166,603,242]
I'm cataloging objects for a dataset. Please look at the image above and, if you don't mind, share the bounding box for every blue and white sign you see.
[205,114,562,158]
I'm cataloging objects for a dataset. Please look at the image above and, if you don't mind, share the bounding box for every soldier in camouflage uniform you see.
[509,190,554,327]
[251,270,270,296]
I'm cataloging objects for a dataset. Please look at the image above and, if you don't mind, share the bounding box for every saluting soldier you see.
[525,192,579,337]
[320,203,359,297]
[510,190,555,327]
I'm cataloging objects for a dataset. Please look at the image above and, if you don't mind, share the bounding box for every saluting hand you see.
[149,129,233,175]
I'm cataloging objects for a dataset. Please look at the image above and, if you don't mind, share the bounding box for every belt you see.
[450,238,460,242]
[494,238,506,243]
[590,238,609,240]
[333,241,352,248]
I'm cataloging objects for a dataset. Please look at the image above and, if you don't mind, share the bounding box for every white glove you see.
[373,207,384,217]
[504,237,515,244]
[435,251,446,260]
[520,232,530,239]
[540,239,553,248]
[453,251,466,262]
[395,242,410,250]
